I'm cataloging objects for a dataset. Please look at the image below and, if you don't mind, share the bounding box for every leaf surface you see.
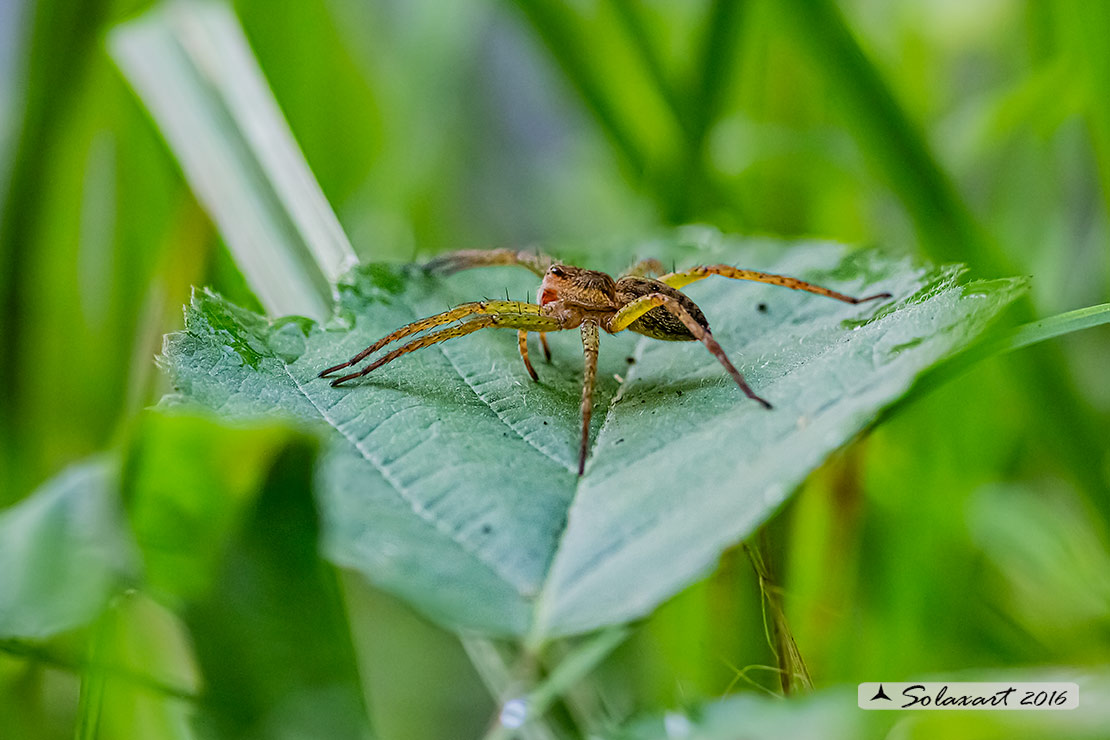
[159,231,1025,640]
[0,458,134,639]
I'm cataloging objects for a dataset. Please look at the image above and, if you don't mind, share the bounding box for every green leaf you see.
[77,594,201,740]
[124,412,372,737]
[0,458,135,639]
[158,230,1025,641]
[125,412,294,604]
[183,439,372,740]
[608,688,884,740]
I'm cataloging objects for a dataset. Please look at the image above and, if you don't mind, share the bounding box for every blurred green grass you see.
[1,0,1109,738]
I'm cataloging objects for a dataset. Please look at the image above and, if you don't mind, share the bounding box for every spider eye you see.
[549,265,566,277]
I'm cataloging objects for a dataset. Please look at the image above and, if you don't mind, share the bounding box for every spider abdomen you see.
[615,276,708,341]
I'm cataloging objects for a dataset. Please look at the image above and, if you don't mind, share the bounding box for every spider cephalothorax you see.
[320,249,892,475]
[539,264,616,308]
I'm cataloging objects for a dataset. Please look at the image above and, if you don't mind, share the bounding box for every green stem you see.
[479,627,629,740]
[461,637,559,740]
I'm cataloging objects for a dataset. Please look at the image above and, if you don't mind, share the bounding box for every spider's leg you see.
[329,316,498,386]
[620,257,666,278]
[517,330,538,382]
[608,293,772,409]
[328,313,565,386]
[578,321,600,476]
[320,300,544,378]
[655,265,892,305]
[424,248,554,277]
[539,332,551,361]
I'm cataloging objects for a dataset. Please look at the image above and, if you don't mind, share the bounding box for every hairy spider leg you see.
[579,321,600,476]
[424,248,553,277]
[609,292,773,410]
[656,265,892,304]
[327,313,565,386]
[515,330,554,380]
[515,330,556,380]
[621,257,666,278]
[422,249,561,377]
[517,330,538,382]
[319,300,546,378]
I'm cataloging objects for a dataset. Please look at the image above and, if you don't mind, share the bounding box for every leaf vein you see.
[394,292,576,473]
[278,363,537,596]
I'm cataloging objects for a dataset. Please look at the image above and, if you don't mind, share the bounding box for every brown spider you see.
[319,249,892,475]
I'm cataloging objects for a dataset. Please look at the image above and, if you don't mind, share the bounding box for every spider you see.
[319,249,892,475]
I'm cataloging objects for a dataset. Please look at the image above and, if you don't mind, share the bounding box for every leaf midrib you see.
[529,270,906,639]
[281,344,540,600]
[526,280,810,636]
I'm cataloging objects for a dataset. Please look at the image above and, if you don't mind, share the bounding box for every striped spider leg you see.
[318,300,565,386]
[322,251,894,475]
[425,248,555,379]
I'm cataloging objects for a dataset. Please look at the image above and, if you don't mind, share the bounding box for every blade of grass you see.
[687,0,746,145]
[774,0,1109,514]
[109,1,357,321]
[881,302,1110,433]
[605,0,747,222]
[0,0,111,500]
[876,299,1110,528]
[1052,2,1110,291]
[773,0,1001,273]
[510,0,647,180]
[0,638,200,704]
[746,535,812,696]
[74,600,116,740]
[675,0,746,222]
[605,0,686,132]
[1003,302,1110,352]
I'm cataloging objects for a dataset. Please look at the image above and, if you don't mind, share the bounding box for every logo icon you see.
[870,684,891,701]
